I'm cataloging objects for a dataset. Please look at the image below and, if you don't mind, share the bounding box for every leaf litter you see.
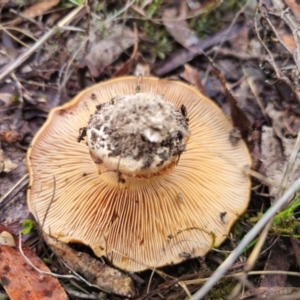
[2,0,300,299]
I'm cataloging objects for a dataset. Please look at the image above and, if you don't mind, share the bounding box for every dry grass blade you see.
[0,174,29,210]
[7,0,60,26]
[0,5,84,82]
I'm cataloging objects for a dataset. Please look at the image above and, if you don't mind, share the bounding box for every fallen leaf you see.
[0,130,22,144]
[205,55,254,149]
[153,20,253,76]
[44,234,136,297]
[79,25,135,77]
[8,0,60,26]
[266,101,300,139]
[180,64,204,93]
[242,287,300,299]
[113,25,139,77]
[0,231,16,247]
[261,123,300,198]
[0,149,18,173]
[285,0,300,21]
[0,224,68,300]
[162,6,200,48]
[260,239,289,288]
[133,54,151,77]
[278,29,295,52]
[228,21,250,53]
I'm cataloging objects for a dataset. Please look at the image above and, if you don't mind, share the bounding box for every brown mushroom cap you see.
[27,76,251,272]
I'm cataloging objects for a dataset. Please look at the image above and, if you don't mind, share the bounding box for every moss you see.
[140,22,173,59]
[10,94,19,103]
[231,213,249,240]
[189,0,247,39]
[206,277,236,299]
[136,0,173,60]
[249,196,300,239]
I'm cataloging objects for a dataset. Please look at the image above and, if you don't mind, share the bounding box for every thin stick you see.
[276,128,300,200]
[0,173,29,209]
[183,270,300,285]
[18,232,78,280]
[18,232,102,289]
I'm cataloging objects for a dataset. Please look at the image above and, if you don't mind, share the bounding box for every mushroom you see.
[27,76,251,272]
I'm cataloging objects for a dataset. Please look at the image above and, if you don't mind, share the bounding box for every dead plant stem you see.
[0,5,84,81]
[0,173,29,209]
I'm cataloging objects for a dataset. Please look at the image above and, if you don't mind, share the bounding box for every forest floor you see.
[2,0,300,299]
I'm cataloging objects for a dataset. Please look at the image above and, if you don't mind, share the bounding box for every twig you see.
[255,1,300,102]
[153,20,253,76]
[202,0,252,85]
[276,128,300,200]
[61,282,101,299]
[18,232,104,289]
[9,8,45,30]
[0,25,33,48]
[18,232,78,280]
[60,0,135,92]
[242,66,270,125]
[0,173,29,210]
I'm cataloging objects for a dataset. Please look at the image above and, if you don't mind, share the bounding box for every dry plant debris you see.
[0,149,17,174]
[44,235,135,297]
[0,130,21,144]
[78,25,135,77]
[0,224,68,300]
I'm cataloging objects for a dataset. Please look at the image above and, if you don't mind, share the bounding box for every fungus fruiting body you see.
[27,77,251,272]
[86,92,189,177]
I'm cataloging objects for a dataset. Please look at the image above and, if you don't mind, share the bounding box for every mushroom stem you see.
[85,93,190,178]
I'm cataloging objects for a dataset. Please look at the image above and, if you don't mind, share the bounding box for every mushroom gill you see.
[27,76,251,272]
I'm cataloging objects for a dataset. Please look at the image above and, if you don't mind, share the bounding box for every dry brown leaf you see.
[261,122,300,198]
[206,56,253,149]
[79,25,135,77]
[228,22,250,53]
[261,126,285,198]
[162,6,200,48]
[180,64,204,93]
[0,130,22,144]
[278,29,295,52]
[153,20,253,76]
[44,235,136,297]
[285,0,300,21]
[0,224,68,300]
[9,0,60,26]
[242,287,300,299]
[133,55,151,77]
[113,25,139,77]
[265,101,300,139]
[0,149,18,173]
[0,231,16,247]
